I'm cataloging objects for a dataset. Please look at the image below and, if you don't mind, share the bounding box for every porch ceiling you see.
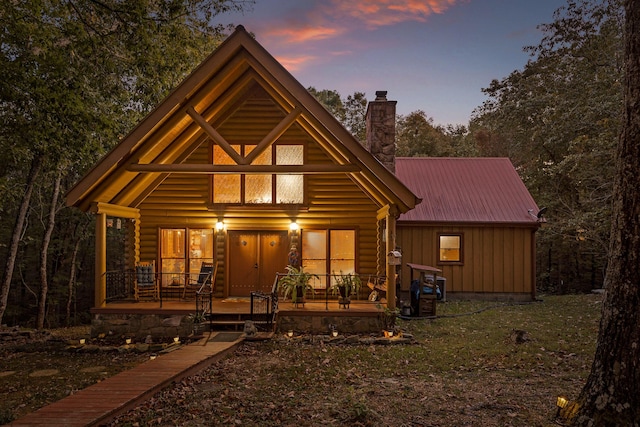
[66,26,419,214]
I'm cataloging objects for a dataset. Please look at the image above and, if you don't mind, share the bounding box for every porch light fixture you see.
[79,339,85,345]
[289,221,299,233]
[287,330,294,338]
[215,221,225,232]
[388,330,394,338]
[173,336,180,343]
[125,338,132,345]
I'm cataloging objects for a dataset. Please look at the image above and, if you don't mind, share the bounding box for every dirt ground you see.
[105,336,580,427]
[1,295,598,426]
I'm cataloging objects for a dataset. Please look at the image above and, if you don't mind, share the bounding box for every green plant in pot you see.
[279,265,317,304]
[330,271,362,307]
[188,311,206,336]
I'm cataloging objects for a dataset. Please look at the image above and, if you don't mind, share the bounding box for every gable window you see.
[438,233,462,263]
[301,229,356,289]
[211,144,304,205]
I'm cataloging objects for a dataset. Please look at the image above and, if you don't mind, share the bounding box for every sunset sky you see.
[222,0,567,126]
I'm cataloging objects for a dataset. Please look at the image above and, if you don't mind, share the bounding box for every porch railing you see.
[249,292,273,331]
[104,264,219,305]
[105,269,135,302]
[193,262,217,325]
[249,275,279,330]
[273,273,387,309]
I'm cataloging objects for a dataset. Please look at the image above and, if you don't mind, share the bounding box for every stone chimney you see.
[365,91,397,173]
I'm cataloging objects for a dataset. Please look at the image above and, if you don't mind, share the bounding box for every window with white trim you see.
[211,144,304,204]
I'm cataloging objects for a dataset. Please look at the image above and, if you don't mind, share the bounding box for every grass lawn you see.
[106,293,601,427]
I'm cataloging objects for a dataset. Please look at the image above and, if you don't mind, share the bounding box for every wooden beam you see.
[186,106,246,165]
[243,107,302,165]
[385,212,397,310]
[90,202,140,219]
[127,164,360,174]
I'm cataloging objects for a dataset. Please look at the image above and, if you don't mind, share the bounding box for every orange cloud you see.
[261,1,459,45]
[275,54,318,72]
[267,25,344,43]
[328,0,459,28]
[256,0,461,69]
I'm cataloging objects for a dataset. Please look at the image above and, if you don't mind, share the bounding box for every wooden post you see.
[385,211,397,310]
[95,212,107,308]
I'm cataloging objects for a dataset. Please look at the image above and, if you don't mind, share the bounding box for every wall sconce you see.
[173,336,180,343]
[79,338,86,345]
[215,221,225,232]
[287,330,294,338]
[289,221,299,233]
[125,338,132,345]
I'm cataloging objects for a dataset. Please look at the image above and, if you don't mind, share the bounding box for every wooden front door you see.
[228,231,289,297]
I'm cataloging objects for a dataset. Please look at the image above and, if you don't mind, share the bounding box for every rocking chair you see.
[135,261,158,301]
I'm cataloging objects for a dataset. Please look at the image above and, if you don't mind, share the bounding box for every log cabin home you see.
[65,26,420,337]
[66,26,542,337]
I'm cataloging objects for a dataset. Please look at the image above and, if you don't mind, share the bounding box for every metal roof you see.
[396,157,540,225]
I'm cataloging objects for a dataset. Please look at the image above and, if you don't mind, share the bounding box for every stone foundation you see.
[276,311,385,335]
[91,312,195,340]
[91,308,390,339]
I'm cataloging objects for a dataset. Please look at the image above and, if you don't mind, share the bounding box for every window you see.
[438,234,462,263]
[301,229,356,289]
[211,144,304,205]
[160,228,214,286]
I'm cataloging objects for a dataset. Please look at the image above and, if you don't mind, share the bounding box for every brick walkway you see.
[6,333,245,427]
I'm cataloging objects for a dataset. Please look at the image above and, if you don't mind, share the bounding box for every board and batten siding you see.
[397,224,535,299]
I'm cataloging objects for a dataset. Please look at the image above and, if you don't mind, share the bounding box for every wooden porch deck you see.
[94,297,386,315]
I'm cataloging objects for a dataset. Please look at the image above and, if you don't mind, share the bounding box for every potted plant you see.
[278,265,317,306]
[188,311,206,336]
[330,271,362,308]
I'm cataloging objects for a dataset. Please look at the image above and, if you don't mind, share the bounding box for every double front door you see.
[228,231,289,297]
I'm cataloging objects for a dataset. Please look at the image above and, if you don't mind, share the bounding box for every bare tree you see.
[36,166,64,329]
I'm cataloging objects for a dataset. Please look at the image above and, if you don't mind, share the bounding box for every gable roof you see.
[395,157,540,225]
[65,25,419,214]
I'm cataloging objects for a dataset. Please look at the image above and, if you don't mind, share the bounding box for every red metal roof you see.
[396,157,540,224]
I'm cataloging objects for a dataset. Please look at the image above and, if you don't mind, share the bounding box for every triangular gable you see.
[396,157,540,224]
[65,26,419,213]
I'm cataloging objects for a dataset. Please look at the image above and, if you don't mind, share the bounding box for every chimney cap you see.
[375,91,388,101]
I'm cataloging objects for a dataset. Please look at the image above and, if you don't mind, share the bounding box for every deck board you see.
[8,333,243,427]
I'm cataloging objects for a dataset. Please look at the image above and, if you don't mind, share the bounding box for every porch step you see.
[205,317,275,332]
[208,320,245,331]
